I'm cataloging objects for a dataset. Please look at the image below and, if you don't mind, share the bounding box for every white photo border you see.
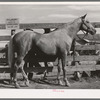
[0,1,100,99]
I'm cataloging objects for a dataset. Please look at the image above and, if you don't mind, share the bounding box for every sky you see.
[0,3,100,47]
[0,4,100,23]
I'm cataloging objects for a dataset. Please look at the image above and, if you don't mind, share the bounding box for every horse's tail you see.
[8,37,14,69]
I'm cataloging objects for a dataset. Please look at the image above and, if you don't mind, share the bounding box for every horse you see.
[8,14,96,88]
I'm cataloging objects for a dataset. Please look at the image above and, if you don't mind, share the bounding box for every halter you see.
[77,19,92,40]
[81,19,92,33]
[76,18,96,49]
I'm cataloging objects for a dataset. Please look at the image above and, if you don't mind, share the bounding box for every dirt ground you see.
[0,70,100,89]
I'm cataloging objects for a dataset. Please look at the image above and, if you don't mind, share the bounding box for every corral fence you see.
[0,21,100,76]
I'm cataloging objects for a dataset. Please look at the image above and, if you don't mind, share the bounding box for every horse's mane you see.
[61,17,81,29]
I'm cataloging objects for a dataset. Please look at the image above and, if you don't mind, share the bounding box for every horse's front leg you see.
[28,61,34,80]
[10,73,14,84]
[61,53,70,87]
[43,62,48,80]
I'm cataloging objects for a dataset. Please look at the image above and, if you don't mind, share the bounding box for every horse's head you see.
[80,14,96,35]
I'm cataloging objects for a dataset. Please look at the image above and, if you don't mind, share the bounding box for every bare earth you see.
[0,71,100,89]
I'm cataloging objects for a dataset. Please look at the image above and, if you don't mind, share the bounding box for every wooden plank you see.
[76,34,100,41]
[66,64,100,71]
[76,45,100,50]
[0,64,100,73]
[0,48,6,51]
[66,65,96,71]
[0,67,53,73]
[0,58,7,63]
[66,56,100,61]
[75,45,97,50]
[0,56,99,63]
[73,56,100,61]
[75,45,100,50]
[0,36,10,41]
[19,56,100,62]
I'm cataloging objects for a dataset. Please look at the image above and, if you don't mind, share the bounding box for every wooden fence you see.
[0,22,100,74]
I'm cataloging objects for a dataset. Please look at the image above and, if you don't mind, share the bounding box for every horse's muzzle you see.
[90,29,96,35]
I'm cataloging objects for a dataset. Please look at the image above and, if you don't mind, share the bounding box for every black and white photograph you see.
[0,2,100,92]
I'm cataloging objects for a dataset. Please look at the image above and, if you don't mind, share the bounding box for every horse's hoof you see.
[15,83,20,88]
[58,81,63,86]
[9,80,13,85]
[25,81,30,87]
[65,82,71,87]
[42,77,47,80]
[28,73,33,80]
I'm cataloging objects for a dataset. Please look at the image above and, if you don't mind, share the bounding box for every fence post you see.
[73,38,82,80]
[73,38,76,62]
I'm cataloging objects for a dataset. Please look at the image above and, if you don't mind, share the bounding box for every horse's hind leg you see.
[19,59,29,87]
[61,53,70,87]
[13,57,29,88]
[57,58,63,85]
[10,61,15,84]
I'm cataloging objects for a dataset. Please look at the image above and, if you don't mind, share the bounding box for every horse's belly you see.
[36,49,57,61]
[36,44,57,55]
[27,54,57,62]
[36,55,57,62]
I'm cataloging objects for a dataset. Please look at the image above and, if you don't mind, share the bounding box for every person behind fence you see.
[11,29,16,36]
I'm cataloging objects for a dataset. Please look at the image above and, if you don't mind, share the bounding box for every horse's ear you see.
[81,14,87,19]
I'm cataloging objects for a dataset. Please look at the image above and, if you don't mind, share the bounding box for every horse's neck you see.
[65,19,81,39]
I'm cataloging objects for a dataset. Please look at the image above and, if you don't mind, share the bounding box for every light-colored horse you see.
[8,14,96,88]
